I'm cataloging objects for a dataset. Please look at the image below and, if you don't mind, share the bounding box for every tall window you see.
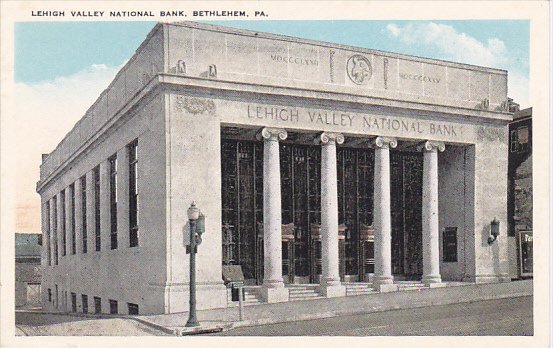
[109,299,118,314]
[128,140,139,247]
[71,292,77,312]
[61,190,66,257]
[94,166,101,251]
[82,294,88,314]
[94,296,101,314]
[109,154,118,249]
[70,183,76,255]
[81,175,88,253]
[52,196,58,265]
[45,202,51,265]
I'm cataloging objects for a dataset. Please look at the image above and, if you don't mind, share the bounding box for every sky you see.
[14,20,530,232]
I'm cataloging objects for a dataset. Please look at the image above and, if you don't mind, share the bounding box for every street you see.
[210,296,533,336]
[15,296,532,336]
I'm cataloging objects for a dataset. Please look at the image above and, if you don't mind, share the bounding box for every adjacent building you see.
[507,107,533,279]
[15,233,42,308]
[37,22,514,315]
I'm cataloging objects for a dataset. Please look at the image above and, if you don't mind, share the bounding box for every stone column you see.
[372,136,398,292]
[257,127,289,303]
[318,132,346,297]
[420,141,445,286]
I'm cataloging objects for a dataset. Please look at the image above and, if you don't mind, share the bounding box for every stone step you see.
[345,284,372,289]
[289,293,321,299]
[286,287,317,291]
[397,283,425,287]
[288,289,319,295]
[346,288,375,294]
[289,296,325,301]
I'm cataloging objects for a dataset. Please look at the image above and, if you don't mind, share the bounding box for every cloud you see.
[386,22,528,107]
[508,71,530,109]
[15,64,121,232]
[386,22,508,68]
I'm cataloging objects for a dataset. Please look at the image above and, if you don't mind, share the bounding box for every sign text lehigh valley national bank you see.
[247,104,459,137]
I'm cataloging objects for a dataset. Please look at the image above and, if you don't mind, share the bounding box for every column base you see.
[320,283,346,298]
[372,275,394,286]
[373,283,399,293]
[474,275,509,284]
[498,273,512,283]
[260,285,289,303]
[422,275,442,285]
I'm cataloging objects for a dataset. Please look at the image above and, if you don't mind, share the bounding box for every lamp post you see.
[186,201,201,327]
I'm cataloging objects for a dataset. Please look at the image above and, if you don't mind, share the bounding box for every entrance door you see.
[391,152,424,278]
[337,148,375,281]
[221,139,263,283]
[280,144,321,283]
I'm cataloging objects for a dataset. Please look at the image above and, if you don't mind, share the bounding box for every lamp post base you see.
[185,319,200,328]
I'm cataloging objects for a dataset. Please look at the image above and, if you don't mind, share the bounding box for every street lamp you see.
[185,201,204,327]
[488,217,500,244]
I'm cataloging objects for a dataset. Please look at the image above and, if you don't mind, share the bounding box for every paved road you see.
[16,311,169,336]
[210,296,533,336]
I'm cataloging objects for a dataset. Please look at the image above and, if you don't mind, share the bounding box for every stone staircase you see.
[344,282,377,296]
[226,286,263,307]
[287,284,325,301]
[395,280,427,291]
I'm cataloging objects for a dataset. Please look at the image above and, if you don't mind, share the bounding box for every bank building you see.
[37,22,514,315]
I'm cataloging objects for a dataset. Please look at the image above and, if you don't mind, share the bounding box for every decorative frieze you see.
[174,96,216,115]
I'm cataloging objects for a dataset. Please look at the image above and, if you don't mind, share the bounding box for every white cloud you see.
[15,64,121,231]
[385,22,528,108]
[386,22,508,67]
[508,71,530,109]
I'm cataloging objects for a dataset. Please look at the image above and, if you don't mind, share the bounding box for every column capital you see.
[317,132,345,145]
[418,140,445,152]
[257,127,288,142]
[371,136,397,149]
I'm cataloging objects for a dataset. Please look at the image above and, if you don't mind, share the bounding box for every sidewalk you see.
[136,279,532,335]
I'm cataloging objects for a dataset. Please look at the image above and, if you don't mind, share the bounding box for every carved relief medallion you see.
[347,55,372,85]
[174,96,216,115]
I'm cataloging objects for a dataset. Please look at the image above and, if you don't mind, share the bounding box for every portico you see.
[222,124,453,300]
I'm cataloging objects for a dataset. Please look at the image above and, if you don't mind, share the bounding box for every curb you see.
[127,316,178,335]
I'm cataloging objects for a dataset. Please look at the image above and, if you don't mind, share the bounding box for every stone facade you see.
[37,22,513,314]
